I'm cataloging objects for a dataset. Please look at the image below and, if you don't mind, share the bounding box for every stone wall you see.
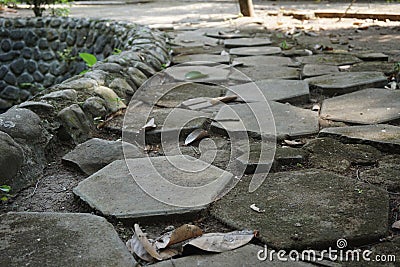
[0,17,169,111]
[0,17,170,193]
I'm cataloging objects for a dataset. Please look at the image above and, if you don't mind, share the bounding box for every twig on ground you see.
[25,179,40,199]
[338,0,357,22]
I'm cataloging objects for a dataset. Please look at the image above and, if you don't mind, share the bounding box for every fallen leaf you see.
[142,118,156,131]
[96,108,126,129]
[126,234,154,262]
[250,204,265,213]
[185,71,209,80]
[184,129,209,146]
[210,95,237,105]
[392,220,400,230]
[134,224,163,261]
[183,230,256,253]
[155,224,203,250]
[311,103,320,112]
[283,139,305,147]
[158,248,180,260]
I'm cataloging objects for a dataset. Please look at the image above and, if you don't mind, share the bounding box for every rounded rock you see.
[1,39,12,52]
[12,41,25,50]
[10,58,25,75]
[0,86,20,100]
[0,131,24,184]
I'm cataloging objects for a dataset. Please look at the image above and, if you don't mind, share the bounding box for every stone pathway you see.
[1,1,400,266]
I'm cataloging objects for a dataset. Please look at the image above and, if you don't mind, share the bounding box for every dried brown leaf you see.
[96,108,126,129]
[155,224,203,249]
[184,129,209,146]
[126,234,154,262]
[392,220,400,230]
[134,224,163,261]
[158,248,180,260]
[183,230,255,253]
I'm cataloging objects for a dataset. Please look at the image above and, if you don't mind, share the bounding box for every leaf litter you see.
[126,223,256,263]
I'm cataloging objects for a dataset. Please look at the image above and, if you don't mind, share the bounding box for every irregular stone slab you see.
[205,31,252,39]
[274,146,309,169]
[211,101,319,140]
[295,54,362,66]
[229,46,282,56]
[319,124,400,153]
[173,54,230,64]
[62,138,145,175]
[0,212,136,267]
[179,97,226,114]
[226,79,309,104]
[320,88,400,124]
[57,104,91,144]
[235,141,275,174]
[237,65,299,80]
[17,101,54,117]
[356,52,389,61]
[41,89,77,101]
[74,156,234,218]
[173,30,219,47]
[152,244,314,267]
[360,165,400,192]
[165,65,248,83]
[234,55,294,67]
[304,137,381,173]
[224,37,272,48]
[305,72,387,96]
[211,169,389,250]
[301,64,339,78]
[349,61,394,75]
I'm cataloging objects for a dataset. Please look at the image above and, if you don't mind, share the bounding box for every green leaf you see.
[1,196,8,201]
[79,53,97,67]
[184,71,208,80]
[0,185,11,193]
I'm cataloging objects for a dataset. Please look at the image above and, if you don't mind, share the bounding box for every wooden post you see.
[238,0,255,17]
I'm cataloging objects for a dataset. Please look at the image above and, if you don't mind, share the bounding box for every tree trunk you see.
[238,0,255,17]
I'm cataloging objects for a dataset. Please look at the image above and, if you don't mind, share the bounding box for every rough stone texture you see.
[173,54,230,64]
[17,101,54,117]
[152,244,314,267]
[234,55,294,67]
[319,124,400,153]
[74,157,233,219]
[229,46,282,56]
[236,65,299,80]
[224,37,272,48]
[211,101,319,140]
[211,169,389,250]
[296,53,362,66]
[274,146,309,169]
[356,52,389,61]
[304,137,381,173]
[320,88,400,124]
[41,89,78,101]
[0,212,137,267]
[305,72,387,96]
[227,79,309,104]
[62,138,146,175]
[94,86,127,113]
[301,64,339,78]
[57,104,91,144]
[0,131,24,189]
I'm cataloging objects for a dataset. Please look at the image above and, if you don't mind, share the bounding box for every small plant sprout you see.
[0,185,12,201]
[79,53,97,74]
[355,188,363,194]
[112,48,122,55]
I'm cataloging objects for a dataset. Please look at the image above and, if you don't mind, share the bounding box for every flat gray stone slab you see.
[360,162,400,192]
[0,212,136,267]
[229,46,282,56]
[205,31,252,39]
[173,54,230,64]
[152,244,314,267]
[295,54,362,66]
[173,30,219,47]
[319,124,400,153]
[305,72,387,96]
[211,169,389,250]
[224,37,272,48]
[235,141,276,174]
[302,64,339,78]
[62,138,145,175]
[227,79,309,104]
[320,88,400,124]
[211,101,319,140]
[274,147,309,169]
[74,156,234,218]
[238,65,299,80]
[349,61,394,75]
[356,52,389,61]
[234,55,294,67]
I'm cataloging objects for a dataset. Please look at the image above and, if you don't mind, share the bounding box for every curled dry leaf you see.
[155,224,203,250]
[250,203,265,213]
[210,95,237,105]
[391,220,400,230]
[126,233,154,262]
[134,224,163,261]
[184,129,209,146]
[142,118,156,131]
[183,230,256,253]
[158,248,180,260]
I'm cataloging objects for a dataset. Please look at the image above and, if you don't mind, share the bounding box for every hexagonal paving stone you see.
[305,72,387,96]
[229,46,282,56]
[211,101,319,140]
[74,156,234,219]
[226,79,309,104]
[319,124,400,153]
[320,88,400,124]
[0,212,136,267]
[211,169,389,250]
[224,37,272,48]
[295,54,362,66]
